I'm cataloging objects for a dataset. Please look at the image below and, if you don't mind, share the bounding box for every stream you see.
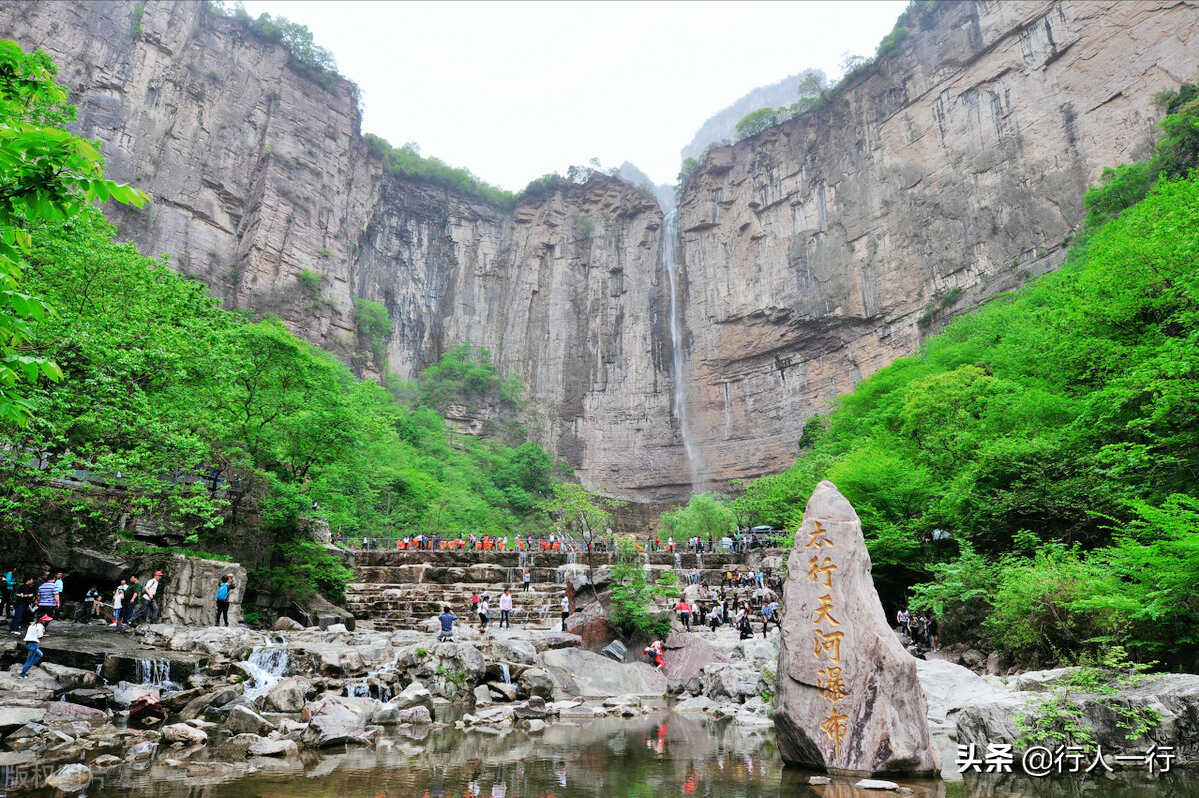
[16,709,1199,797]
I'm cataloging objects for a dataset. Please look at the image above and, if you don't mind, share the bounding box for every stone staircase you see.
[345,549,774,632]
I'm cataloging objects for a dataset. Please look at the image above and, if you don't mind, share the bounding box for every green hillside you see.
[734,80,1199,668]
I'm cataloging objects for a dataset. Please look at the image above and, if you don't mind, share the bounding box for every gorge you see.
[0,0,1197,505]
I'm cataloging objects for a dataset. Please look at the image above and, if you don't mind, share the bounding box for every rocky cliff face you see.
[676,0,1199,488]
[1,0,1196,503]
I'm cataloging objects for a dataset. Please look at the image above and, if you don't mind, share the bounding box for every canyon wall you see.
[676,0,1199,488]
[1,1,1197,503]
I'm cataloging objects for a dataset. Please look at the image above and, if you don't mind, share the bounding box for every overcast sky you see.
[239,1,908,191]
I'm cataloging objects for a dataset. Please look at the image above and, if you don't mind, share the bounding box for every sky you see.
[239,1,909,192]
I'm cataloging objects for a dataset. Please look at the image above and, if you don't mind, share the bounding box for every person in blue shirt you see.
[53,572,64,620]
[438,606,456,641]
[2,568,14,618]
[215,574,234,626]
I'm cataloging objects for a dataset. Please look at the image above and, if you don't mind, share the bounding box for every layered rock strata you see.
[774,481,937,775]
[676,0,1199,487]
[2,1,1197,500]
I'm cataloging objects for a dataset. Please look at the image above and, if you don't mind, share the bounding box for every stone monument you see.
[774,480,939,776]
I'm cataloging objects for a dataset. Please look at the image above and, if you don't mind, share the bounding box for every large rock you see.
[162,722,208,745]
[225,705,273,736]
[564,600,618,649]
[40,663,98,691]
[662,631,731,689]
[518,668,555,701]
[774,482,938,776]
[263,678,310,713]
[915,658,1009,778]
[158,555,248,627]
[541,648,667,699]
[45,763,92,791]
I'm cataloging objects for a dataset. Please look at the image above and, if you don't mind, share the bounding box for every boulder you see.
[264,677,310,713]
[735,696,774,726]
[128,694,165,725]
[541,647,667,699]
[673,695,717,714]
[473,685,493,707]
[112,682,160,709]
[299,696,370,748]
[774,481,938,775]
[915,658,1008,776]
[0,707,46,735]
[698,663,759,702]
[125,741,157,761]
[41,701,106,723]
[222,732,264,753]
[1013,668,1078,692]
[433,641,487,684]
[601,640,628,662]
[247,738,299,757]
[518,668,554,700]
[272,616,304,632]
[530,632,583,651]
[491,637,538,666]
[489,681,518,701]
[162,723,208,745]
[513,696,547,719]
[389,681,433,712]
[662,631,732,689]
[564,601,619,649]
[159,555,248,627]
[40,663,97,691]
[45,763,92,791]
[225,705,272,736]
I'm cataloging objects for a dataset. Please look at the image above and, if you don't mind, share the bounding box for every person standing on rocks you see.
[215,573,234,626]
[10,577,34,633]
[35,572,58,621]
[522,569,531,592]
[927,614,940,651]
[438,605,456,641]
[2,567,13,617]
[130,570,162,626]
[896,607,911,637]
[18,614,51,678]
[53,572,64,619]
[498,588,513,629]
[477,595,490,634]
[560,594,570,631]
[122,575,140,626]
[110,579,126,627]
[675,598,692,632]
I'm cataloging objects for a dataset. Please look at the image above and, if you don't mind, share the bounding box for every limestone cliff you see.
[676,0,1199,487]
[1,0,1196,503]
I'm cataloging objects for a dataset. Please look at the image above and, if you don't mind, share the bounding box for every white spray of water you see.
[663,210,701,490]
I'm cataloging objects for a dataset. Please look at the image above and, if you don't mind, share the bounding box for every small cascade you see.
[136,659,181,691]
[518,551,531,570]
[345,679,373,699]
[499,663,511,685]
[696,551,704,571]
[565,550,576,565]
[242,642,292,701]
[506,568,515,584]
[673,552,682,571]
[555,568,565,584]
[643,551,650,566]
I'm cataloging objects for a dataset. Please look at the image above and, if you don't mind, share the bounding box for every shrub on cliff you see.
[735,93,1199,666]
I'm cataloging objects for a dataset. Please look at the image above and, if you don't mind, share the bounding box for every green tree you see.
[0,40,148,423]
[660,492,736,542]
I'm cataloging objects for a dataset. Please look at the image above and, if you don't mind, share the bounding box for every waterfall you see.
[518,551,529,569]
[242,644,292,701]
[506,568,514,584]
[643,551,650,566]
[696,551,704,571]
[345,679,373,698]
[664,209,701,489]
[499,663,511,685]
[136,659,180,691]
[565,551,576,565]
[673,552,682,571]
[556,568,565,584]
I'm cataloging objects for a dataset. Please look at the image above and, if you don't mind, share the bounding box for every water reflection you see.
[21,712,1199,798]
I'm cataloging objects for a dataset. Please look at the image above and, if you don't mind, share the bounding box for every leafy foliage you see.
[202,1,338,86]
[734,92,1199,667]
[0,40,147,423]
[608,538,673,639]
[660,492,736,541]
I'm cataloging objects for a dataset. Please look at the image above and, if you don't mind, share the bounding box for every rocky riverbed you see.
[3,616,1199,793]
